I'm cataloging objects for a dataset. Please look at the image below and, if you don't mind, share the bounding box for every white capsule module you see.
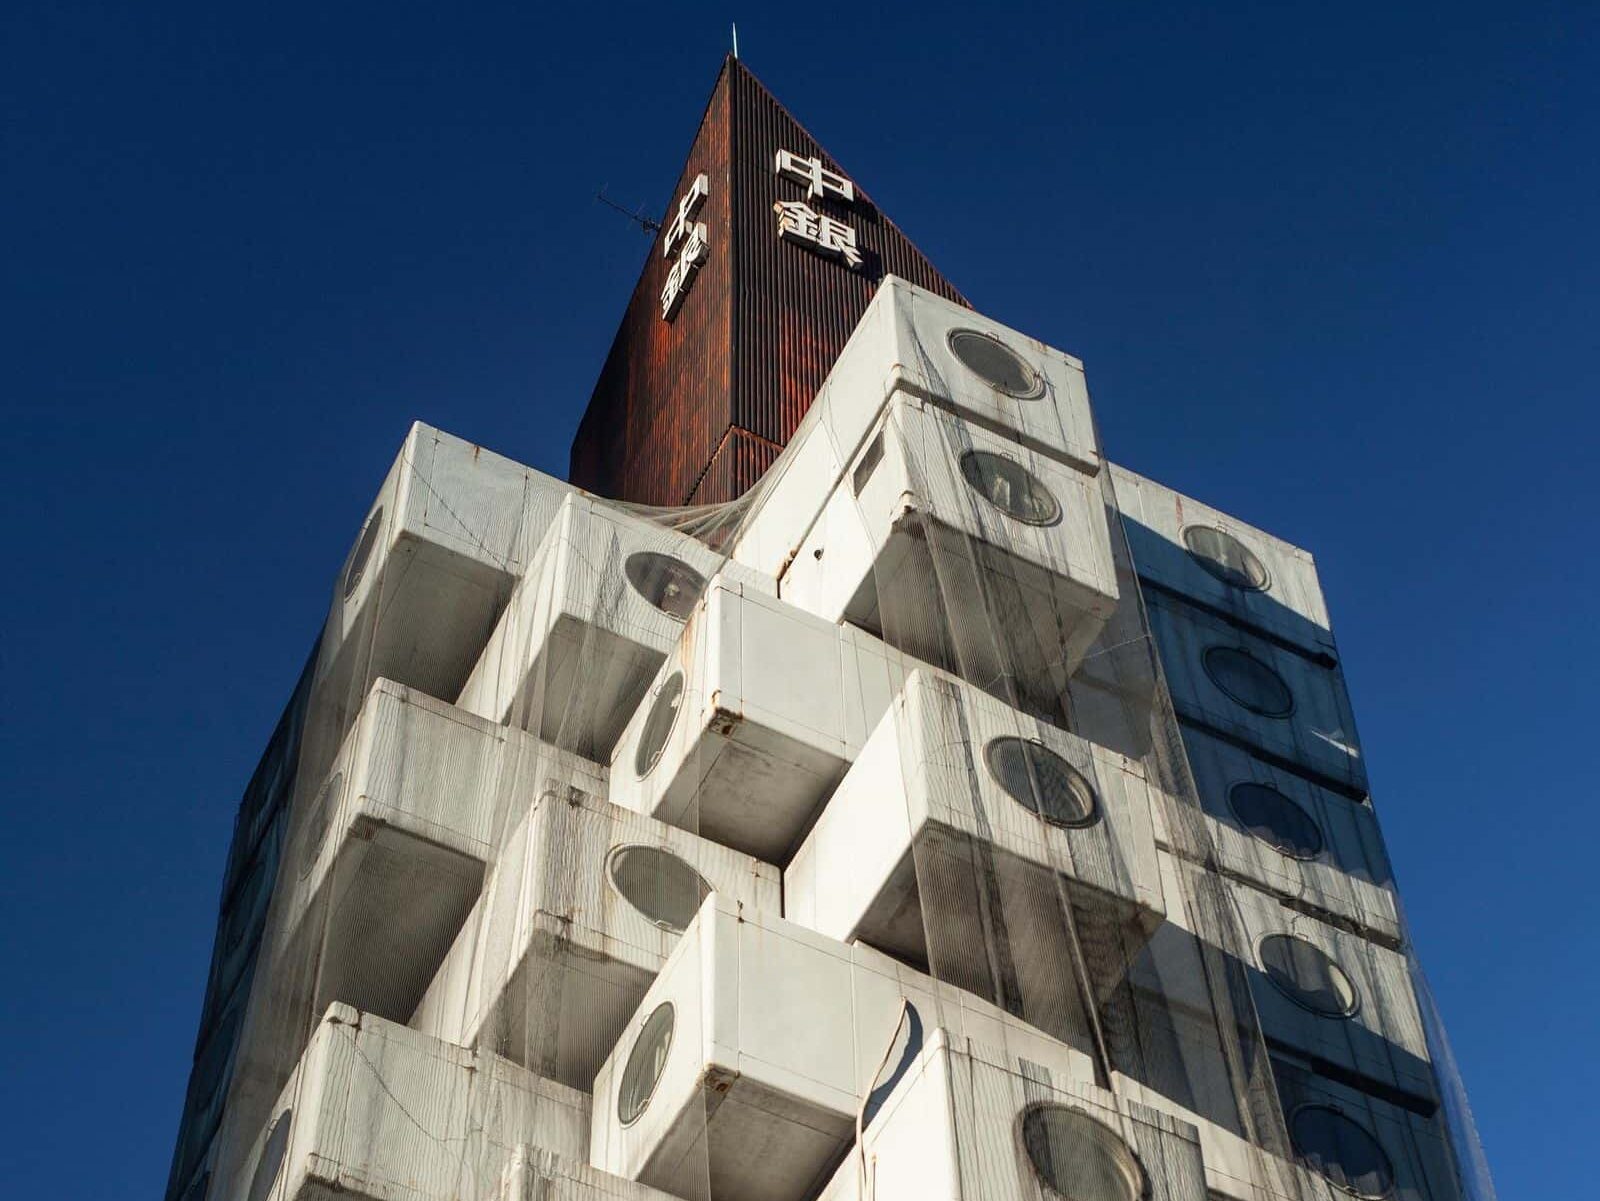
[317,422,574,732]
[493,1148,707,1201]
[731,276,1101,580]
[777,395,1119,706]
[1164,725,1400,945]
[457,494,775,758]
[609,578,930,863]
[1143,589,1366,796]
[277,679,605,1026]
[223,1005,591,1201]
[411,788,781,1090]
[1270,1056,1463,1201]
[786,668,1166,1040]
[1131,852,1432,1104]
[589,894,1097,1201]
[1111,464,1336,658]
[814,1030,1207,1201]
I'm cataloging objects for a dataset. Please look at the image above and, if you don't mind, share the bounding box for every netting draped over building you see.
[167,274,1492,1201]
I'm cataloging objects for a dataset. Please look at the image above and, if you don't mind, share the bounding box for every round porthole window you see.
[862,1003,924,1130]
[1259,934,1359,1018]
[635,672,685,778]
[1227,782,1322,860]
[1202,646,1294,717]
[985,738,1098,829]
[607,845,711,934]
[297,771,344,880]
[959,451,1061,526]
[947,329,1046,400]
[1290,1106,1396,1199]
[618,1002,675,1125]
[246,1109,293,1201]
[342,506,384,601]
[1183,526,1269,592]
[625,552,707,621]
[1019,1103,1146,1201]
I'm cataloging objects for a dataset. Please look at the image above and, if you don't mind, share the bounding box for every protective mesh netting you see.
[168,281,1494,1201]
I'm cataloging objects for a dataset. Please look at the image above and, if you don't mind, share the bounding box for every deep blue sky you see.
[2,4,1593,1197]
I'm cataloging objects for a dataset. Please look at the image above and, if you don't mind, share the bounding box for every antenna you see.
[595,186,662,235]
[732,23,739,59]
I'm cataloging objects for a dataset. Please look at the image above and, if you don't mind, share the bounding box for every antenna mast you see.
[594,186,662,235]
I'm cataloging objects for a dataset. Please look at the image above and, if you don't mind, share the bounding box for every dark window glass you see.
[635,672,685,778]
[1260,934,1359,1017]
[342,506,384,601]
[618,1002,675,1125]
[1203,646,1294,717]
[1183,526,1269,591]
[948,329,1046,399]
[625,552,707,621]
[985,738,1098,828]
[247,1109,293,1201]
[1291,1106,1396,1198]
[1227,782,1322,859]
[608,845,711,934]
[959,451,1060,526]
[1020,1104,1146,1201]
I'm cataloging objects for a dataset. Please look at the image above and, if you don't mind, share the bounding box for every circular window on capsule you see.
[342,506,384,601]
[607,845,711,934]
[947,329,1047,400]
[1227,782,1322,860]
[618,1002,675,1125]
[984,738,1098,829]
[1259,933,1360,1018]
[958,451,1061,526]
[1202,646,1294,717]
[1290,1105,1396,1199]
[1182,526,1270,592]
[1019,1103,1147,1201]
[634,672,685,779]
[625,552,708,622]
[247,1109,293,1201]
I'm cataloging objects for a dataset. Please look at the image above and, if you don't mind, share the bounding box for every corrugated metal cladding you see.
[569,56,966,506]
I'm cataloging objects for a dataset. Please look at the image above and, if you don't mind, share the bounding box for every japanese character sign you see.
[660,172,710,321]
[774,200,862,268]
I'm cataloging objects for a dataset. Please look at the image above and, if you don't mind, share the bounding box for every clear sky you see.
[2,3,1593,1197]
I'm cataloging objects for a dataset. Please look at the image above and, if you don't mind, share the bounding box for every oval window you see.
[862,1003,923,1130]
[618,1002,675,1125]
[297,771,344,880]
[625,552,707,621]
[1259,934,1359,1018]
[608,845,711,934]
[1020,1103,1146,1201]
[947,329,1046,399]
[1202,646,1294,717]
[959,451,1060,526]
[1183,526,1269,592]
[247,1109,293,1201]
[342,506,384,601]
[985,738,1098,828]
[1227,782,1322,860]
[1290,1106,1396,1198]
[634,672,685,778]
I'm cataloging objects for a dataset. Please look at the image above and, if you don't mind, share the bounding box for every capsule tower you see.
[166,55,1491,1201]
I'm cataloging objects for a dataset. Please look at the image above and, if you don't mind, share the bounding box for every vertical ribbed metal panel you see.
[569,65,735,506]
[728,63,966,463]
[569,57,966,506]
